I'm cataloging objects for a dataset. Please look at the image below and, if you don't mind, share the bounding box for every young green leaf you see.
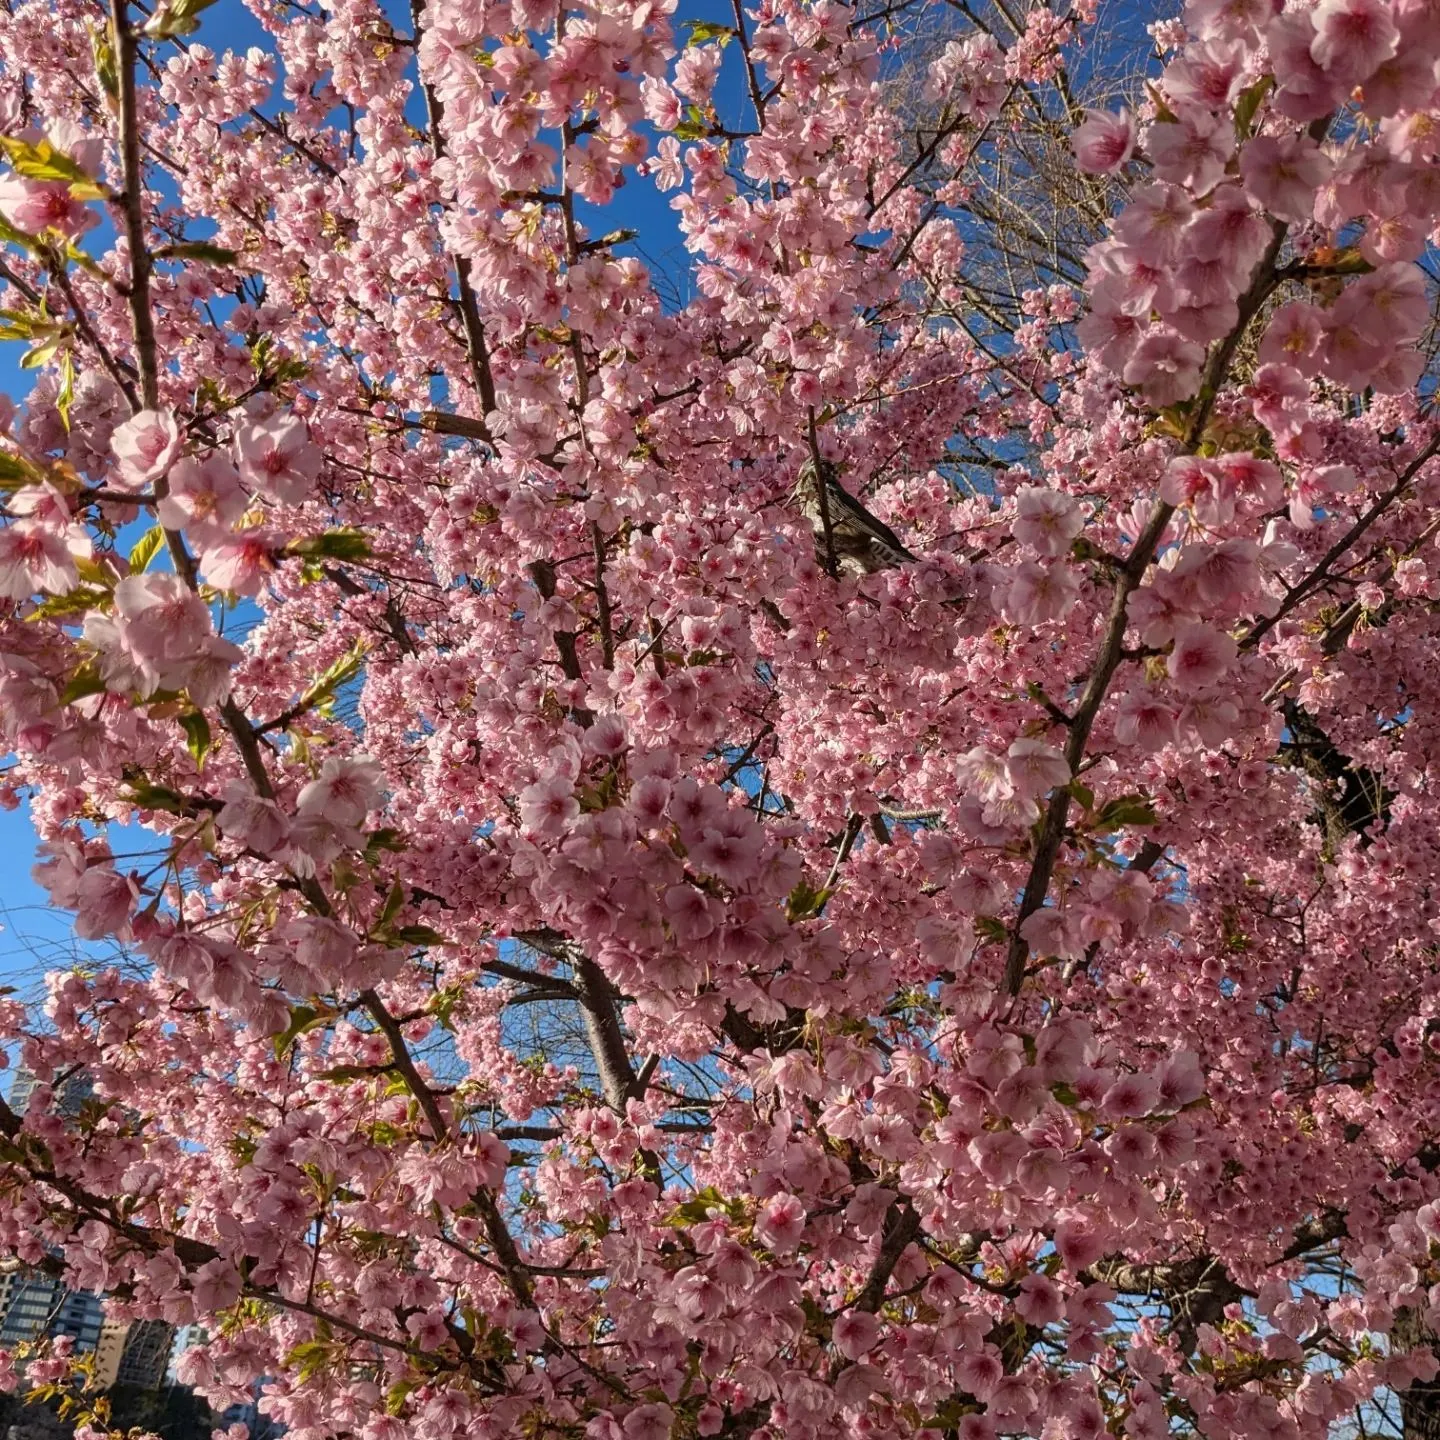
[142,0,222,38]
[377,877,406,932]
[179,710,213,769]
[90,21,120,102]
[1092,793,1158,830]
[123,777,190,814]
[394,925,446,947]
[0,450,35,489]
[27,584,112,622]
[295,635,369,715]
[1233,75,1273,140]
[127,525,166,574]
[682,19,736,45]
[56,350,75,431]
[60,662,108,705]
[273,1004,330,1058]
[0,136,105,198]
[155,240,241,266]
[20,336,62,370]
[284,527,372,562]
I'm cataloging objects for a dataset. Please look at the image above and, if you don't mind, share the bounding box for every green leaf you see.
[673,109,710,141]
[295,635,369,715]
[20,336,62,370]
[972,914,1008,944]
[1233,75,1273,140]
[1065,779,1095,812]
[0,214,38,254]
[75,554,113,585]
[385,1381,418,1417]
[0,308,38,341]
[273,1004,330,1058]
[59,239,105,278]
[179,710,212,768]
[60,663,108,704]
[127,525,166,574]
[0,136,104,198]
[56,350,75,432]
[1318,246,1374,276]
[666,1185,728,1227]
[248,332,273,371]
[284,1339,335,1384]
[785,878,832,922]
[394,925,446,947]
[123,777,190,814]
[682,19,736,44]
[1092,793,1158,830]
[155,240,240,266]
[0,450,34,489]
[377,877,405,932]
[430,985,463,1031]
[363,827,408,861]
[27,584,112,621]
[314,1064,386,1083]
[142,0,221,38]
[1145,82,1178,125]
[284,527,371,562]
[90,21,120,103]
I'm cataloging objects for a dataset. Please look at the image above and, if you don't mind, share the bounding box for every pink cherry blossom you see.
[235,413,323,505]
[754,1192,807,1253]
[157,453,248,536]
[73,866,138,940]
[112,572,213,664]
[1123,330,1205,406]
[1013,487,1085,556]
[833,1309,881,1360]
[0,178,98,238]
[1240,131,1332,223]
[1310,0,1399,82]
[519,775,581,837]
[1146,106,1235,194]
[1114,689,1179,750]
[0,521,78,598]
[200,531,278,597]
[296,755,385,827]
[0,5,1438,1436]
[1055,1213,1109,1272]
[1006,738,1070,798]
[1004,560,1081,623]
[1072,109,1136,173]
[1166,622,1238,692]
[111,409,182,489]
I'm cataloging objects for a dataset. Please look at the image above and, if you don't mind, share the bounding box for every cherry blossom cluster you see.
[0,0,1436,1435]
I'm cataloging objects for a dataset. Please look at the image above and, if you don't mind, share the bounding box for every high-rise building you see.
[6,1065,93,1120]
[0,1264,104,1353]
[6,1065,38,1116]
[0,1069,111,1372]
[93,1317,176,1389]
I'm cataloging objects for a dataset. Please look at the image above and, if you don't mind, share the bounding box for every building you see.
[0,1069,172,1393]
[0,1070,106,1357]
[93,1317,175,1389]
[6,1064,37,1117]
[0,1265,104,1353]
[6,1066,93,1120]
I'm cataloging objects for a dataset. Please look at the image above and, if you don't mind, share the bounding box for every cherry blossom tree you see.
[0,0,1438,1435]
